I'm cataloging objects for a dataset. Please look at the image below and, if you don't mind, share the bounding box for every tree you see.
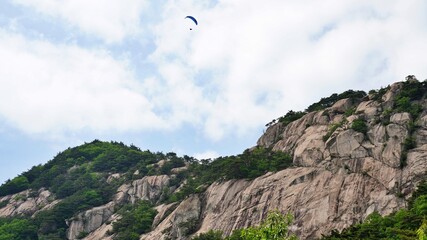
[111,201,157,240]
[0,175,30,196]
[417,220,427,240]
[238,211,297,240]
[0,218,38,240]
[351,119,368,135]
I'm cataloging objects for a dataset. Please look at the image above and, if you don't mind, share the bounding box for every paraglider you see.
[185,16,198,30]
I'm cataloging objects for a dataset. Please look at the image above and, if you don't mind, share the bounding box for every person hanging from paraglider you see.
[185,16,198,30]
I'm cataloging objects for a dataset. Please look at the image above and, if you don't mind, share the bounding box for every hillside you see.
[1,77,427,239]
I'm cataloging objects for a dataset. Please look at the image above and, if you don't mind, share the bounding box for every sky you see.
[1,0,427,184]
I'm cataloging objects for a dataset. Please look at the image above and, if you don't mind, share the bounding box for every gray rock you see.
[390,112,412,125]
[67,202,115,240]
[66,175,171,240]
[329,98,354,113]
[0,188,55,217]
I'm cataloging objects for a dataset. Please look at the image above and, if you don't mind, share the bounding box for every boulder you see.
[0,189,55,217]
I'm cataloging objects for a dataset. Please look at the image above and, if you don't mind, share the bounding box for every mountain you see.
[1,77,427,240]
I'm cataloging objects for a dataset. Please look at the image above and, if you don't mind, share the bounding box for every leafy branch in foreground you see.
[237,211,297,240]
[192,211,297,240]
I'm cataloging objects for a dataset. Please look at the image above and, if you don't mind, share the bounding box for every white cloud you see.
[2,0,427,144]
[0,29,166,137]
[149,0,427,140]
[193,150,219,160]
[11,0,148,43]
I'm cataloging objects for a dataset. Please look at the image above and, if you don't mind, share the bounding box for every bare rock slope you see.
[0,188,57,217]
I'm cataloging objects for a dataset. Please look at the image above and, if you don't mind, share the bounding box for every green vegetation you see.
[0,201,7,209]
[397,79,427,102]
[192,211,297,240]
[350,119,368,135]
[147,152,186,176]
[236,211,297,240]
[76,231,89,239]
[321,180,427,240]
[268,80,425,148]
[180,217,201,236]
[272,90,366,129]
[417,220,427,240]
[110,201,157,240]
[0,140,293,239]
[388,79,427,168]
[278,110,306,126]
[369,86,389,102]
[0,218,38,240]
[383,80,427,168]
[0,140,167,197]
[344,107,356,117]
[400,135,417,169]
[0,140,168,238]
[323,121,346,142]
[381,79,427,123]
[0,175,30,197]
[165,146,293,203]
[403,136,417,151]
[395,97,423,120]
[306,90,366,112]
[380,108,393,125]
[33,189,104,238]
[371,77,426,109]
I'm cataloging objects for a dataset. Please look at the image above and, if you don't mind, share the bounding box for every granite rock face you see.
[144,81,427,239]
[66,175,170,240]
[66,202,115,240]
[0,188,56,217]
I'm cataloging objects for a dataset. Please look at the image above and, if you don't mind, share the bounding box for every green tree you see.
[306,90,366,112]
[237,211,297,240]
[0,175,30,196]
[112,201,157,240]
[351,119,368,135]
[278,111,306,126]
[417,220,427,240]
[0,218,38,240]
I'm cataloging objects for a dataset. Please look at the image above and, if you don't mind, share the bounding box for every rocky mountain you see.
[1,78,427,240]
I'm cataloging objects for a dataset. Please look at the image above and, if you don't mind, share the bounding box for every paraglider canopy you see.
[185,16,198,30]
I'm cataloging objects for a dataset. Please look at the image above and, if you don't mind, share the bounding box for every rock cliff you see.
[66,175,170,239]
[0,188,57,217]
[142,81,427,239]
